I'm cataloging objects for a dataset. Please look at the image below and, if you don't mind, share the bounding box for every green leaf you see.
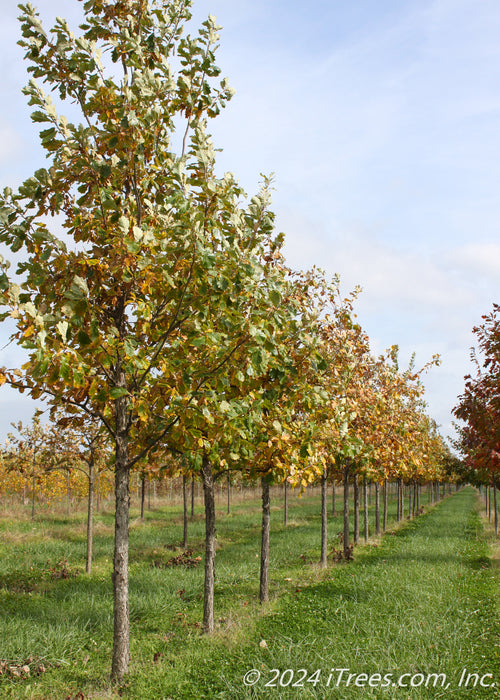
[78,330,92,346]
[269,289,281,306]
[110,387,128,399]
[31,110,50,123]
[33,358,50,378]
[60,357,71,382]
[90,318,99,342]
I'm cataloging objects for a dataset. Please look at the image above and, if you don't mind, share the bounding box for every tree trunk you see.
[284,479,288,526]
[96,472,100,513]
[111,407,130,681]
[182,474,188,548]
[31,475,36,520]
[191,475,195,518]
[363,477,369,543]
[399,478,404,521]
[332,477,336,518]
[86,458,95,575]
[493,476,498,536]
[320,467,328,567]
[201,455,216,634]
[383,479,388,532]
[343,464,350,557]
[66,470,71,517]
[140,475,146,522]
[375,481,380,535]
[260,479,271,603]
[353,473,359,544]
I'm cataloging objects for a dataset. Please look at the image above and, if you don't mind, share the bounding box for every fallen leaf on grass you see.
[152,549,202,569]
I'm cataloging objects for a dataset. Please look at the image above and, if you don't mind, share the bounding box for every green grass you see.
[0,487,498,699]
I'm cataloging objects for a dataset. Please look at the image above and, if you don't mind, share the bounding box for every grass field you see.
[0,486,498,699]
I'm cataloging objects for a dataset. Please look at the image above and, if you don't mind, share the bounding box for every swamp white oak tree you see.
[0,0,290,679]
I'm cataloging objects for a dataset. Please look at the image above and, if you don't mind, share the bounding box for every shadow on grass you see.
[357,550,482,567]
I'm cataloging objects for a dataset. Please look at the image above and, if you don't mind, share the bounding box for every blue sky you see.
[0,0,499,442]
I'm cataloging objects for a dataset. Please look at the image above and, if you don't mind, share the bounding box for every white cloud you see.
[0,0,498,444]
[449,244,500,280]
[281,213,478,311]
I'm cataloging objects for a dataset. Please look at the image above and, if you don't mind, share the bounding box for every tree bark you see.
[375,481,380,535]
[140,475,146,522]
[96,471,100,513]
[66,470,71,517]
[86,457,95,575]
[111,400,130,681]
[383,478,388,532]
[363,477,369,543]
[31,475,36,520]
[260,479,271,603]
[201,454,216,633]
[332,477,336,518]
[399,478,404,521]
[182,474,188,548]
[353,473,359,544]
[493,476,498,536]
[343,464,350,557]
[191,476,195,518]
[320,466,328,567]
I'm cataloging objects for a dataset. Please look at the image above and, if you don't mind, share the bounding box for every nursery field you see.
[0,486,498,699]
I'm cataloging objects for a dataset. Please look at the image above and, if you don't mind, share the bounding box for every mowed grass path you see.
[0,487,499,698]
[154,488,500,700]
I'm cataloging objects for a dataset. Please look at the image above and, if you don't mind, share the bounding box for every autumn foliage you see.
[0,0,454,682]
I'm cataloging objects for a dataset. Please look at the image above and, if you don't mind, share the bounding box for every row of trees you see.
[0,0,450,680]
[454,304,500,534]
